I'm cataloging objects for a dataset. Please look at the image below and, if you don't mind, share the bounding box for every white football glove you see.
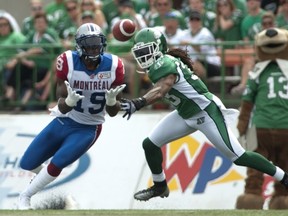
[64,80,85,107]
[105,84,126,106]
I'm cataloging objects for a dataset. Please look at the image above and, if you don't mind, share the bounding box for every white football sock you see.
[30,164,45,174]
[273,166,285,181]
[152,170,166,182]
[21,165,57,198]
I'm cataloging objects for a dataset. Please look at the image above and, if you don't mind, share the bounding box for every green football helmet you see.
[132,28,168,69]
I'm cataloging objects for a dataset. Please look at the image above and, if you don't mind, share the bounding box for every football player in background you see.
[18,23,126,209]
[114,27,288,201]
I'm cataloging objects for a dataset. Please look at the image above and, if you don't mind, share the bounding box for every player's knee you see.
[142,138,158,151]
[20,156,36,171]
[234,152,249,166]
[47,162,62,177]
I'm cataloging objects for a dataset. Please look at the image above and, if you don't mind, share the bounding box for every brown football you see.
[112,19,136,41]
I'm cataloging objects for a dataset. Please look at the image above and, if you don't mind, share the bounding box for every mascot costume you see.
[236,28,288,209]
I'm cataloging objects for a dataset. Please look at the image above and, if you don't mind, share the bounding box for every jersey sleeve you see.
[242,78,257,102]
[55,52,69,80]
[111,57,125,87]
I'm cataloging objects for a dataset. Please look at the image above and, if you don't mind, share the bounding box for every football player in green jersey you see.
[106,27,288,201]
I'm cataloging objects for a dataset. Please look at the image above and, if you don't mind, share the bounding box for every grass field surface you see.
[0,210,288,216]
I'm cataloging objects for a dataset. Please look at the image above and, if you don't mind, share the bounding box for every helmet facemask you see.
[132,41,161,69]
[76,35,105,62]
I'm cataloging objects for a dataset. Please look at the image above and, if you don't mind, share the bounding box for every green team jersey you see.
[242,61,288,128]
[0,32,26,70]
[276,13,288,30]
[214,9,243,47]
[44,2,68,28]
[148,54,213,119]
[147,9,187,30]
[183,10,216,32]
[24,28,61,69]
[241,9,266,41]
[233,0,247,16]
[22,16,56,36]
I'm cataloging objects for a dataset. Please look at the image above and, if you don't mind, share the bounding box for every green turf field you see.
[0,210,287,216]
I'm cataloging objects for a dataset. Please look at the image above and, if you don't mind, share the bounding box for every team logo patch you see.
[97,72,111,79]
[197,117,205,125]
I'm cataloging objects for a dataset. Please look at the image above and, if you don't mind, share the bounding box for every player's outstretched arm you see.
[121,74,176,120]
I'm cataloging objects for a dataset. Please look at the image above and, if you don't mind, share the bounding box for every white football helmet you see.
[75,23,106,61]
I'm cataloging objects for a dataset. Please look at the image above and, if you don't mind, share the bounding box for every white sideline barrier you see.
[0,112,273,209]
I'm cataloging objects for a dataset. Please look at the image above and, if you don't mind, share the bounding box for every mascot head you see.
[255,28,288,61]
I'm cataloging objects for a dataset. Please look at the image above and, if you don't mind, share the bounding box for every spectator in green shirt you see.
[276,0,288,30]
[79,0,108,34]
[57,0,80,40]
[22,0,55,36]
[214,0,244,48]
[231,11,275,96]
[5,12,61,112]
[183,0,216,33]
[44,0,68,29]
[0,10,26,92]
[241,0,266,42]
[147,0,187,29]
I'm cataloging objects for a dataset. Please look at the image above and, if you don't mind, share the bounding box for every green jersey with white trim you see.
[148,54,213,119]
[242,61,288,128]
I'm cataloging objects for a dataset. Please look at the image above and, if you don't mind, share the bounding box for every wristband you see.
[132,97,147,110]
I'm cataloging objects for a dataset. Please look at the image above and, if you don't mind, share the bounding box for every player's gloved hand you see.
[64,80,85,107]
[120,97,147,120]
[120,98,137,120]
[105,84,126,106]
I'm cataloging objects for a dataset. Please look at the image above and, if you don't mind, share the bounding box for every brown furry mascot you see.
[236,28,288,209]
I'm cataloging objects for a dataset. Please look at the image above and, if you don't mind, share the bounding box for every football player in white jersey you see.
[118,27,288,201]
[18,23,126,209]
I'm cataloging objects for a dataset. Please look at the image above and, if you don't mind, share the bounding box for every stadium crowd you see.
[0,0,286,112]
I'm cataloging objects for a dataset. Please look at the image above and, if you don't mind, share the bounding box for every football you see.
[112,19,136,41]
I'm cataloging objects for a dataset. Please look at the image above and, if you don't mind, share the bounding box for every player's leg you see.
[20,118,67,171]
[18,163,59,210]
[134,110,195,201]
[51,124,101,168]
[18,118,68,209]
[21,124,100,206]
[199,101,288,187]
[19,120,100,209]
[19,127,98,209]
[30,164,45,174]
